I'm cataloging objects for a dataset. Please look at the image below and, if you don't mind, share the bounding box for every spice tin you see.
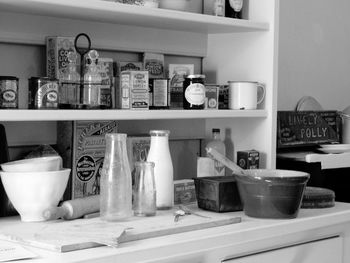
[237,150,260,169]
[183,74,206,110]
[205,84,219,109]
[149,78,170,109]
[28,77,59,109]
[0,76,19,109]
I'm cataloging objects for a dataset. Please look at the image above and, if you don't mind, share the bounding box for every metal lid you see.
[0,76,18,80]
[185,74,205,79]
[149,130,170,136]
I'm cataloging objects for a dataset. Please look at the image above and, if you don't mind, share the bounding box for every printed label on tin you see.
[35,82,59,108]
[0,80,18,108]
[185,83,205,106]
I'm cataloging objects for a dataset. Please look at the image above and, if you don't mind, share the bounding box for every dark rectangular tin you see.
[193,176,242,213]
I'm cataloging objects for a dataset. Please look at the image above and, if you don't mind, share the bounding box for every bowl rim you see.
[1,156,62,167]
[0,168,71,176]
[234,169,310,184]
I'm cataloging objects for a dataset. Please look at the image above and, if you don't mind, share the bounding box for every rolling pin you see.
[43,195,100,220]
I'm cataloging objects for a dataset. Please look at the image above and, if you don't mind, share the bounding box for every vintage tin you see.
[237,150,260,169]
[149,78,170,109]
[205,84,219,109]
[0,76,19,109]
[193,176,242,212]
[183,74,206,110]
[28,77,59,109]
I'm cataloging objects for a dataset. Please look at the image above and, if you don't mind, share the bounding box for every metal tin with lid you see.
[0,76,19,109]
[28,77,59,109]
[183,74,206,110]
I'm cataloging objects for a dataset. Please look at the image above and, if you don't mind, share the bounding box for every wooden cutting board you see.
[0,207,241,252]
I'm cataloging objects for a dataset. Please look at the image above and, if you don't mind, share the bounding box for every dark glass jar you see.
[225,0,243,19]
[183,74,206,110]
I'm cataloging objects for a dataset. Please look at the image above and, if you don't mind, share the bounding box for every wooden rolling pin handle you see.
[43,195,100,221]
[43,206,69,221]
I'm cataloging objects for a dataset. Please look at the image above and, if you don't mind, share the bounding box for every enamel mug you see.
[228,81,265,110]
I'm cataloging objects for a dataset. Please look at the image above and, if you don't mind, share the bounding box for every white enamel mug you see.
[228,81,265,110]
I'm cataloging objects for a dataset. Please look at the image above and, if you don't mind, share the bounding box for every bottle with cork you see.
[206,128,226,176]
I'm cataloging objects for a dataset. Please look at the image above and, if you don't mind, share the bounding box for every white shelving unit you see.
[0,0,279,168]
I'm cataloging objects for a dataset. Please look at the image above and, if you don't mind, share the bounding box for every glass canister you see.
[146,130,174,210]
[100,133,132,221]
[133,161,156,216]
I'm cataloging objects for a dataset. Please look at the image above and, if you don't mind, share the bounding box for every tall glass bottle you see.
[83,50,101,108]
[206,128,226,176]
[146,130,174,210]
[60,51,80,109]
[100,133,132,221]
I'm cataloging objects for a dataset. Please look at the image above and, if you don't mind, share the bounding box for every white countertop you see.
[1,202,350,263]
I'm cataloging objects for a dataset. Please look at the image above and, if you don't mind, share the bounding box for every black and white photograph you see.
[0,0,349,262]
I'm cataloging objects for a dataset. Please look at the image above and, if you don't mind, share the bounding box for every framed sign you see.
[277,111,342,148]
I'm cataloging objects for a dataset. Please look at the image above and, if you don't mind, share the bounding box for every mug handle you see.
[257,83,266,105]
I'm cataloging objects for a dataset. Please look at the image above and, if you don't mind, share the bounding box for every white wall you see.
[278,0,350,111]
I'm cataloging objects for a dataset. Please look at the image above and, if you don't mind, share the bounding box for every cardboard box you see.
[143,52,164,79]
[57,120,118,200]
[97,58,114,108]
[174,179,196,205]
[168,64,194,109]
[205,85,219,109]
[126,136,150,171]
[218,84,229,109]
[46,36,76,80]
[237,150,260,169]
[119,71,149,109]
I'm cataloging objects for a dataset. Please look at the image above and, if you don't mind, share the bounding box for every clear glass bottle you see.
[146,130,174,210]
[83,50,101,108]
[206,128,226,176]
[100,133,132,221]
[60,51,80,109]
[133,161,156,217]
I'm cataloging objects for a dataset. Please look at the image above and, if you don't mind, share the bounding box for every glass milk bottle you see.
[100,133,132,221]
[146,130,174,209]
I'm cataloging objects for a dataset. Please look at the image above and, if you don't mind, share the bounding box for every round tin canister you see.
[28,77,59,109]
[183,74,206,110]
[0,76,19,109]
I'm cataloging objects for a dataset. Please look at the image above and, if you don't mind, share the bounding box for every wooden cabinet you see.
[0,0,278,168]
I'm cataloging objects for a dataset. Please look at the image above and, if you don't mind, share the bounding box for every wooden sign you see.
[277,111,342,148]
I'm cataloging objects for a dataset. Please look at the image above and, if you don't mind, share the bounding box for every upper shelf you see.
[0,0,269,34]
[0,109,268,121]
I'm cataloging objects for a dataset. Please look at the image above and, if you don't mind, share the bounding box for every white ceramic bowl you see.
[1,156,62,172]
[0,168,70,222]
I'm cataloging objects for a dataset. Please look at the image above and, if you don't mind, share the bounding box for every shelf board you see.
[0,0,269,34]
[0,109,268,121]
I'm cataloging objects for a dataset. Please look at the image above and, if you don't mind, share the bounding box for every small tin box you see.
[237,150,260,169]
